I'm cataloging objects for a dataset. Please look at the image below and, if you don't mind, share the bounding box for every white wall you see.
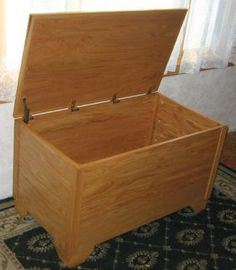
[160,66,236,131]
[0,102,14,199]
[0,66,236,200]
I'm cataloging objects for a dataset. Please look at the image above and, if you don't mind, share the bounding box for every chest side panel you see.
[15,123,78,244]
[76,127,222,246]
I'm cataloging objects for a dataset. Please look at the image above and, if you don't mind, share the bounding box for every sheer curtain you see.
[0,0,71,101]
[0,0,236,101]
[180,0,236,73]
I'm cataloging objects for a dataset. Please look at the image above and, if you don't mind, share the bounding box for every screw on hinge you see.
[111,93,120,104]
[22,97,33,124]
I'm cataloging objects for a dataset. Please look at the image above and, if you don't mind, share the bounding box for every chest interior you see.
[24,93,219,164]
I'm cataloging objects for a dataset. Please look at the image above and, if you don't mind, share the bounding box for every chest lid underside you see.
[14,9,187,118]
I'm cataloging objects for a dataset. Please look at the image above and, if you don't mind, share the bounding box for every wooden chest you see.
[13,10,227,266]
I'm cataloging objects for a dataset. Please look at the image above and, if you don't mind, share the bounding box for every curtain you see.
[180,0,236,73]
[0,0,71,101]
[0,0,236,101]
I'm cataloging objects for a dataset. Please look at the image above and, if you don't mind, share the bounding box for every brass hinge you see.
[111,93,120,104]
[70,100,79,112]
[22,97,33,124]
[146,87,153,95]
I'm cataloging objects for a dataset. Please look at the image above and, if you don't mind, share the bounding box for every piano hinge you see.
[70,100,80,112]
[22,97,33,124]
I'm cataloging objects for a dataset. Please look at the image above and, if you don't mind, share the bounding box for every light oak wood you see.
[153,94,220,143]
[13,10,227,267]
[204,126,228,200]
[25,93,222,164]
[29,95,156,163]
[13,121,27,215]
[14,114,225,266]
[16,123,78,244]
[14,99,227,267]
[76,127,222,248]
[14,10,186,117]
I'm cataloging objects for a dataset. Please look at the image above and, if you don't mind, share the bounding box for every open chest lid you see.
[14,9,187,118]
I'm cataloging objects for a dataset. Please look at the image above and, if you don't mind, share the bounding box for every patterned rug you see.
[0,167,236,270]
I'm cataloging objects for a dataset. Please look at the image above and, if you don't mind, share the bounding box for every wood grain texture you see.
[28,95,157,163]
[153,94,220,143]
[221,131,236,170]
[15,121,79,248]
[14,110,226,266]
[75,127,222,249]
[13,121,27,215]
[14,10,186,117]
[26,93,221,164]
[204,126,228,200]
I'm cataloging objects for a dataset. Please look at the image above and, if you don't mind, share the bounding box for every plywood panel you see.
[14,10,186,117]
